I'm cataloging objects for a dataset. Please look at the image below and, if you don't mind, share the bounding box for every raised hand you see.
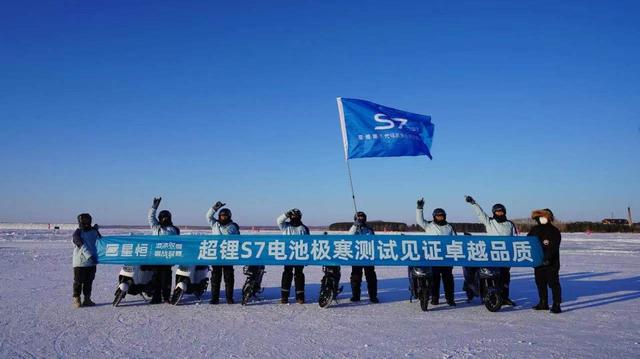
[152,197,162,209]
[465,195,476,205]
[213,201,226,212]
[417,197,425,209]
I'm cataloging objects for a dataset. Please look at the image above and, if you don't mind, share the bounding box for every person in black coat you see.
[528,208,562,313]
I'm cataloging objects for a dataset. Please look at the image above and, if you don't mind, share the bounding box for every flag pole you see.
[346,159,358,213]
[337,97,358,214]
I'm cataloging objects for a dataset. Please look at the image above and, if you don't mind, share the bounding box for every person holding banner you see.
[277,208,309,304]
[206,201,240,304]
[416,199,457,306]
[464,195,517,306]
[147,197,180,304]
[528,209,562,314]
[72,213,101,308]
[349,211,379,303]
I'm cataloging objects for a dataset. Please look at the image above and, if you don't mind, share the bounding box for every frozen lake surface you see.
[1,229,638,358]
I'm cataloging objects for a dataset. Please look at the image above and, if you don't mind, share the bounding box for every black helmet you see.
[354,211,367,222]
[290,208,302,218]
[158,210,172,226]
[492,203,506,214]
[218,208,232,225]
[432,208,446,218]
[492,203,507,223]
[77,213,92,228]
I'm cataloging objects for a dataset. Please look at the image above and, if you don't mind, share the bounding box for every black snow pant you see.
[73,266,96,298]
[281,265,305,300]
[500,267,512,300]
[149,266,173,302]
[431,266,454,303]
[535,266,561,305]
[211,265,234,302]
[350,266,378,300]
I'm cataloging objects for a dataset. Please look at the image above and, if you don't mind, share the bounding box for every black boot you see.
[350,282,361,302]
[225,280,234,304]
[280,290,289,304]
[550,303,562,314]
[223,267,235,304]
[295,291,305,304]
[532,300,549,310]
[210,285,220,304]
[150,293,162,305]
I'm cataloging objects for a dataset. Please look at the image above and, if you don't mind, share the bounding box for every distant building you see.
[601,218,629,225]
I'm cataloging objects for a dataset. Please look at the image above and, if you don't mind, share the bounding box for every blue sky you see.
[1,1,638,226]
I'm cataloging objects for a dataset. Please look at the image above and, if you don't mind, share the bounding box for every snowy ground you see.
[1,229,639,358]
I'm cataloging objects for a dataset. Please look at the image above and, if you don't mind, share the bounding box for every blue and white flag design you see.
[337,98,435,160]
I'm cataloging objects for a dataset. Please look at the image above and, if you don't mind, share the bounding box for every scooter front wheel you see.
[318,288,335,308]
[171,288,184,306]
[484,291,503,312]
[114,287,128,307]
[419,288,429,312]
[241,283,253,306]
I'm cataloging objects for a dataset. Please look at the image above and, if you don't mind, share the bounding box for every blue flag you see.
[337,98,434,160]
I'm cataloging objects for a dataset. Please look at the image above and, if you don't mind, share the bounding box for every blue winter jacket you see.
[206,207,240,235]
[469,203,517,236]
[277,213,310,235]
[72,228,101,267]
[416,209,457,235]
[148,208,180,236]
[348,224,375,235]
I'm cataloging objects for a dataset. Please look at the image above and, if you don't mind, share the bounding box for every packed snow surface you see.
[1,229,638,358]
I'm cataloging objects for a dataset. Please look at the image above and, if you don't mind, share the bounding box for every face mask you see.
[539,217,549,225]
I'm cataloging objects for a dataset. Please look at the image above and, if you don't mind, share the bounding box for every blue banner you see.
[96,234,542,267]
[337,98,435,160]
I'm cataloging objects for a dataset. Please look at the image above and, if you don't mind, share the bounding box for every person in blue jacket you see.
[416,199,458,306]
[206,200,240,304]
[465,195,517,306]
[147,197,180,304]
[72,213,101,308]
[349,211,379,303]
[277,208,309,304]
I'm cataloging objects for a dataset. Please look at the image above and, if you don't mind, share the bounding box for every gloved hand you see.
[465,195,475,204]
[93,224,100,230]
[152,197,162,209]
[417,197,425,210]
[285,210,294,218]
[212,201,226,212]
[542,260,550,266]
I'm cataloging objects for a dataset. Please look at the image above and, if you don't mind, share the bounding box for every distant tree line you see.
[329,221,637,233]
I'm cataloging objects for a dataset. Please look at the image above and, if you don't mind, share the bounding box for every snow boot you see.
[532,301,549,310]
[150,294,162,305]
[369,296,379,304]
[82,297,96,307]
[210,284,221,304]
[550,303,562,314]
[73,297,82,308]
[295,291,305,304]
[280,290,289,304]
